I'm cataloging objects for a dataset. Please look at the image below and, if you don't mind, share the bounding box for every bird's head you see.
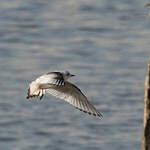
[63,71,75,80]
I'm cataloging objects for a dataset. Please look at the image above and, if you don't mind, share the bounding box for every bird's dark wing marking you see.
[46,72,65,86]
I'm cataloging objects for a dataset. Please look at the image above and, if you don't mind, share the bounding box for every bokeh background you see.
[0,0,150,150]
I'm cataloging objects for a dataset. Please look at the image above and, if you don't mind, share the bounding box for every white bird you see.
[27,71,102,118]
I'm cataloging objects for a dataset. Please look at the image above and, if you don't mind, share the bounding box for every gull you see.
[27,71,102,118]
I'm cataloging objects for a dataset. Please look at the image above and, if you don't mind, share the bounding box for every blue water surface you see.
[0,0,149,150]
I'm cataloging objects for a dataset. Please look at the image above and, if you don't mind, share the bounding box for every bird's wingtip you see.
[98,113,103,119]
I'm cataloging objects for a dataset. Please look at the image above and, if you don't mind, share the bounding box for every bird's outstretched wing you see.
[36,72,65,86]
[40,82,102,118]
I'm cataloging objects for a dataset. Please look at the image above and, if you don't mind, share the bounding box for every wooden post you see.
[142,57,150,150]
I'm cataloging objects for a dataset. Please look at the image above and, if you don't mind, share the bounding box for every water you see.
[0,0,149,150]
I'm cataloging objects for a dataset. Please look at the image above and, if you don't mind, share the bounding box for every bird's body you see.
[27,71,102,118]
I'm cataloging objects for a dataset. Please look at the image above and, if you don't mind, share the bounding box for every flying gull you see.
[27,71,102,118]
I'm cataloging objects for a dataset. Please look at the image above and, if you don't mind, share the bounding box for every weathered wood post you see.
[142,57,150,150]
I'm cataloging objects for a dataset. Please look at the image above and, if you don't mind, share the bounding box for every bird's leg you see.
[40,94,44,100]
[39,90,44,100]
[37,91,40,97]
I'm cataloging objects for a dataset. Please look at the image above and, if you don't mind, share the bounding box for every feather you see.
[40,82,102,118]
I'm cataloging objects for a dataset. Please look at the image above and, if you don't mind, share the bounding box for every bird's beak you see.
[71,74,75,77]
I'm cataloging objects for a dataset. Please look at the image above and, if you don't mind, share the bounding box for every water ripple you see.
[0,0,148,150]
